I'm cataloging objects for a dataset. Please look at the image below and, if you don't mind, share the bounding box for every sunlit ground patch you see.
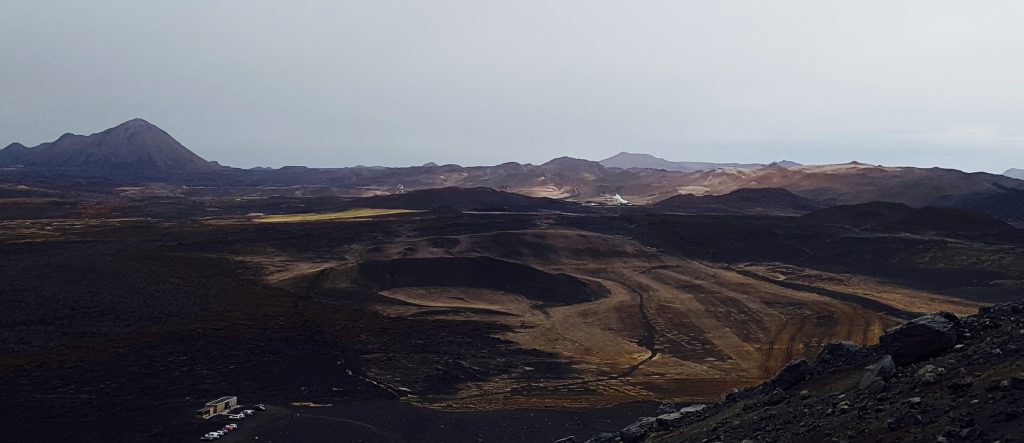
[252,208,420,223]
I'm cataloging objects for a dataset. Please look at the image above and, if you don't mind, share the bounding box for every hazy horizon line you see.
[2,118,1019,175]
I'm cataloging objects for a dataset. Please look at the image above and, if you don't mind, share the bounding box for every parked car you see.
[255,404,266,411]
[200,436,215,441]
[228,413,245,419]
[224,424,238,431]
[243,409,254,416]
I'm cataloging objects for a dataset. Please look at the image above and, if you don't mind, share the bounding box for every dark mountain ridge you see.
[650,187,825,215]
[884,206,1016,236]
[0,118,218,174]
[800,202,1022,242]
[955,187,1024,225]
[800,202,916,228]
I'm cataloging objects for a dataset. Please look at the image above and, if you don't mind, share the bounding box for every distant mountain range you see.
[3,119,1024,212]
[599,152,800,172]
[1005,169,1024,180]
[0,119,219,174]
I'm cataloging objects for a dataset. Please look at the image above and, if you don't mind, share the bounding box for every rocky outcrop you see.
[763,387,788,405]
[581,404,710,443]
[915,364,947,385]
[770,358,811,390]
[617,417,659,443]
[654,405,706,428]
[879,312,962,364]
[815,341,862,363]
[859,355,896,391]
[576,300,1024,443]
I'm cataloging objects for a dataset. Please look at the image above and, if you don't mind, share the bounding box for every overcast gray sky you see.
[2,1,1023,171]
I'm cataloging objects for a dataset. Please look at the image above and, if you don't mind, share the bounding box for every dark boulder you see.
[915,364,948,385]
[815,341,863,363]
[860,355,896,389]
[618,417,660,443]
[771,358,812,390]
[880,312,961,364]
[655,411,687,428]
[764,387,788,405]
[655,405,706,428]
[866,379,886,393]
[979,303,1024,319]
[655,403,677,415]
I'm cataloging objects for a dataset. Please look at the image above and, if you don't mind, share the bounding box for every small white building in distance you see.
[196,396,238,419]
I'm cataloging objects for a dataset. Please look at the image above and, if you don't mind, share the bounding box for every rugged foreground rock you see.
[571,300,1024,443]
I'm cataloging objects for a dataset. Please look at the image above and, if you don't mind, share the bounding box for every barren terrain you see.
[2,190,1019,441]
